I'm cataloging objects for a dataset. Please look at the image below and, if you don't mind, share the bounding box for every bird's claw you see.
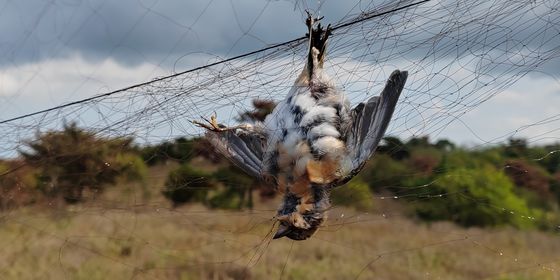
[305,10,323,28]
[192,113,225,132]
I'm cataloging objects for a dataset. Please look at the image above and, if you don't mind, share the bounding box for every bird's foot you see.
[193,113,248,133]
[192,113,228,132]
[305,10,323,30]
[305,11,332,77]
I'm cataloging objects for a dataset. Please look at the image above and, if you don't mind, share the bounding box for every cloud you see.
[0,0,368,69]
[0,53,168,117]
[437,74,560,145]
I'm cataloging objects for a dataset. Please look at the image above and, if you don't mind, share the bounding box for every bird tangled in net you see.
[194,13,408,240]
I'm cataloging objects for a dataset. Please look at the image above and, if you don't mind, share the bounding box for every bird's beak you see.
[273,223,292,239]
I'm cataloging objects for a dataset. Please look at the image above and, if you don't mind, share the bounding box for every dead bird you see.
[194,12,407,240]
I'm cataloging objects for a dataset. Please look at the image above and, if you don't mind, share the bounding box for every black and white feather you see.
[199,15,407,240]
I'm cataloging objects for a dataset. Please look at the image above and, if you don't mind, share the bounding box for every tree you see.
[208,166,254,210]
[20,122,146,203]
[414,167,538,229]
[504,138,528,158]
[504,159,551,196]
[236,99,276,122]
[162,164,214,206]
[377,136,409,160]
[141,137,197,166]
[0,161,38,210]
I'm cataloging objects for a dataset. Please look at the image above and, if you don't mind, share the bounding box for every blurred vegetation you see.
[162,164,214,207]
[414,167,538,229]
[140,137,198,166]
[209,166,255,210]
[18,122,147,204]
[357,136,560,230]
[330,178,375,211]
[1,109,560,232]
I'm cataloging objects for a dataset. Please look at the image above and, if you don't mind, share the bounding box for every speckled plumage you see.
[197,14,408,240]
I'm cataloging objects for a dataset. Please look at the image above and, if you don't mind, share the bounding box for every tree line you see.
[1,100,559,231]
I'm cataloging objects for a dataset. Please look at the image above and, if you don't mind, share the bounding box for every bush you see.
[414,167,538,229]
[551,172,560,204]
[20,122,145,203]
[208,167,254,210]
[162,164,214,206]
[140,137,197,166]
[376,136,410,160]
[408,148,442,176]
[0,161,39,209]
[115,153,148,182]
[331,179,374,211]
[439,149,493,171]
[360,154,411,192]
[504,159,551,196]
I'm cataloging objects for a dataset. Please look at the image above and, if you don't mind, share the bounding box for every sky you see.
[0,0,559,147]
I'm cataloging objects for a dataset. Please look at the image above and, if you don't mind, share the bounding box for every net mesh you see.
[0,0,560,279]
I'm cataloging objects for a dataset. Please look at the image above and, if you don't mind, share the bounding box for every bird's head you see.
[273,186,330,240]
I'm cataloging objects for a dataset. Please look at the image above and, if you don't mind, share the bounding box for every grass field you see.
[1,164,559,280]
[1,201,559,279]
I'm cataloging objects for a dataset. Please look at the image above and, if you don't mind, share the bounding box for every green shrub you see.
[115,153,148,182]
[360,154,411,192]
[162,164,214,206]
[408,148,442,176]
[208,167,254,210]
[414,167,538,229]
[331,179,374,211]
[20,122,143,203]
[439,150,490,171]
[141,137,197,166]
[0,161,39,209]
[207,187,243,210]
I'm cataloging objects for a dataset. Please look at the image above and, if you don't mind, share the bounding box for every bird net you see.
[0,0,560,279]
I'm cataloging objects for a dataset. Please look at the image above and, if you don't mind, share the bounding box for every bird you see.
[193,12,408,240]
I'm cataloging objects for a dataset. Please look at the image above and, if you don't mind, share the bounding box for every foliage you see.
[140,137,197,166]
[2,118,560,231]
[414,167,538,229]
[20,122,146,203]
[504,159,551,195]
[162,164,214,206]
[377,136,410,160]
[360,154,412,192]
[534,144,560,174]
[330,179,374,211]
[550,171,560,204]
[236,99,277,123]
[408,148,442,176]
[208,166,254,210]
[504,138,529,158]
[0,161,38,210]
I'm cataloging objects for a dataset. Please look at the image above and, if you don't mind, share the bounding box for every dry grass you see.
[0,203,559,279]
[0,165,559,280]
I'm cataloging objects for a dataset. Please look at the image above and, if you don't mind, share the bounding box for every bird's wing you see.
[329,70,408,188]
[206,130,264,179]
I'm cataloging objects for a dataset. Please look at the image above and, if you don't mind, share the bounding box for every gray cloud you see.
[0,0,371,69]
[1,0,558,77]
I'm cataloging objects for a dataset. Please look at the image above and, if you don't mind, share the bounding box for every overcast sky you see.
[1,0,559,146]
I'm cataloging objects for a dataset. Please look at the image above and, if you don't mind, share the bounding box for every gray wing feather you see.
[329,70,408,188]
[206,131,264,179]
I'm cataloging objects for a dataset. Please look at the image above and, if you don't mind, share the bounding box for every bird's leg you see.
[192,113,250,132]
[305,11,329,77]
[318,24,332,68]
[306,11,316,79]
